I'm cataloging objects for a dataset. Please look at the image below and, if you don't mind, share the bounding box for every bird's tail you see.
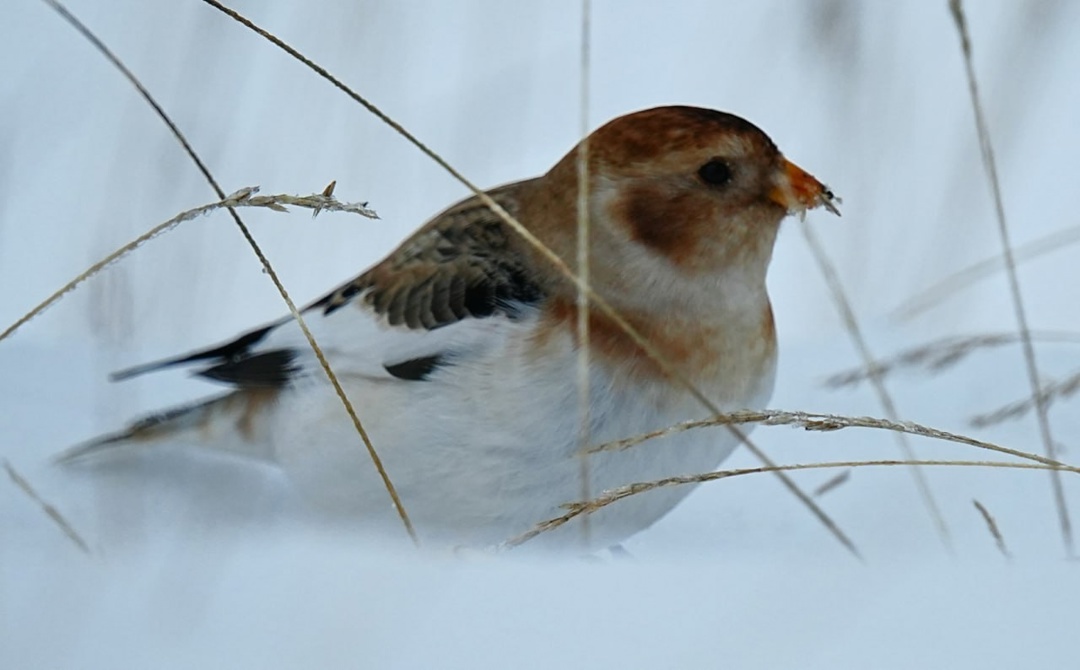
[56,389,281,465]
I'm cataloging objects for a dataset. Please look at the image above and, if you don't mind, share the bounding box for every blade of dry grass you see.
[799,219,952,552]
[39,0,418,545]
[972,499,1011,560]
[894,224,1080,320]
[0,187,375,344]
[949,0,1072,557]
[199,0,861,559]
[4,460,90,554]
[825,331,1080,388]
[814,470,851,497]
[506,459,1080,548]
[584,408,1072,470]
[575,0,593,547]
[971,369,1080,428]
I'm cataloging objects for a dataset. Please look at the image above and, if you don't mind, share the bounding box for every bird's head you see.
[540,106,839,280]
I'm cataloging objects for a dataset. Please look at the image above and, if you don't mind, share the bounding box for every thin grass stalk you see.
[948,0,1072,557]
[584,409,1071,469]
[894,224,1080,320]
[825,331,1080,388]
[507,459,1080,548]
[575,0,594,548]
[972,499,1012,560]
[0,188,375,344]
[971,369,1080,428]
[799,219,953,552]
[4,460,90,554]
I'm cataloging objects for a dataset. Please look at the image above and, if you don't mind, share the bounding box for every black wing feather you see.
[109,323,278,382]
[198,350,300,388]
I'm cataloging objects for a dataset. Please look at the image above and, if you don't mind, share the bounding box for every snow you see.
[2,1,1079,668]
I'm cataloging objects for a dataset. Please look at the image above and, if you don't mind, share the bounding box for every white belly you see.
[269,324,776,552]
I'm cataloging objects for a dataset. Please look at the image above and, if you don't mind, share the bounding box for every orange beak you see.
[768,157,841,217]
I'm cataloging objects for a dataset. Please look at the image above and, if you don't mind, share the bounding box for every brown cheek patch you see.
[614,183,715,269]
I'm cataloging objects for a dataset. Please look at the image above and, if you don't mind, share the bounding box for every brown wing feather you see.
[128,182,552,390]
[313,181,547,330]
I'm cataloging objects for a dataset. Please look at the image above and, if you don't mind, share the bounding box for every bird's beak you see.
[768,157,841,217]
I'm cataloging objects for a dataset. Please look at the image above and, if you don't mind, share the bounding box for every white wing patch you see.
[255,293,536,383]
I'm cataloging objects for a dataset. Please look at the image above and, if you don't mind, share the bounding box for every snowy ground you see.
[2,1,1079,668]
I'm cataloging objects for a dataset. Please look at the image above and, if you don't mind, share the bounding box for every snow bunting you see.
[61,106,839,550]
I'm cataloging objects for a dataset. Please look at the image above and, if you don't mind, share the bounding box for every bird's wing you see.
[112,179,548,387]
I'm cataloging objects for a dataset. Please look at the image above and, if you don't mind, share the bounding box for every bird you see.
[59,106,840,551]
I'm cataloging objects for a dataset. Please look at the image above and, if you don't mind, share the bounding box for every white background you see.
[2,1,1079,668]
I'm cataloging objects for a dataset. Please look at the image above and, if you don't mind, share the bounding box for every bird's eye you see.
[698,159,733,187]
